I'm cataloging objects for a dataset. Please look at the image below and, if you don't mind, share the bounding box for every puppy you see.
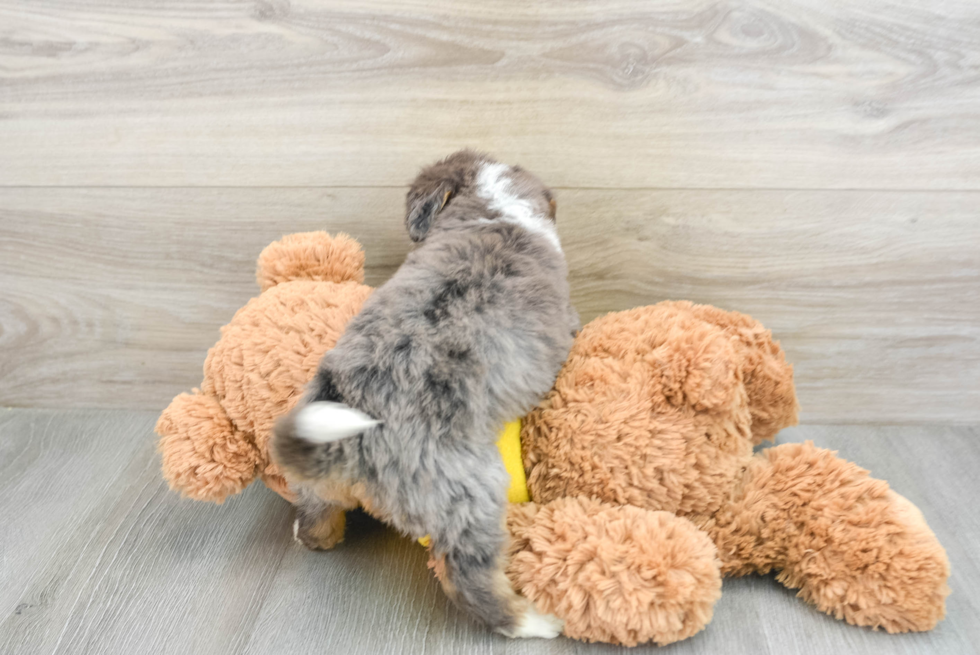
[273,150,578,638]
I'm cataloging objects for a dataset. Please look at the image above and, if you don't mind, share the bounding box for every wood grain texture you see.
[2,0,980,188]
[0,409,978,654]
[0,409,296,655]
[0,187,414,414]
[2,187,977,422]
[562,188,980,424]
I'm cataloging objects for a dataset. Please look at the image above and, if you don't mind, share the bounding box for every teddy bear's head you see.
[521,300,799,517]
[157,232,374,503]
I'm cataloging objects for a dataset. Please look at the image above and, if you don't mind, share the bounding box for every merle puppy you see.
[273,150,578,638]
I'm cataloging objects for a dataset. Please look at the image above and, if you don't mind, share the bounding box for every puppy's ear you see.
[405,150,486,242]
[406,182,453,243]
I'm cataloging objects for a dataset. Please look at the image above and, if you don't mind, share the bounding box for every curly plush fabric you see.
[522,301,798,517]
[256,231,365,292]
[156,232,373,502]
[506,497,722,647]
[156,391,261,502]
[701,441,951,632]
[519,300,948,639]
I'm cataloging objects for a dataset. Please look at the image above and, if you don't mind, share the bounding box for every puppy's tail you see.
[273,402,380,477]
[288,402,380,444]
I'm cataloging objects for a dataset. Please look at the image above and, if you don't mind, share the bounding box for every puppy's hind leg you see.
[292,492,347,551]
[437,535,563,638]
[431,500,563,639]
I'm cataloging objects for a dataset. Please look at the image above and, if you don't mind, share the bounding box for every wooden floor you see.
[2,0,979,424]
[0,408,976,655]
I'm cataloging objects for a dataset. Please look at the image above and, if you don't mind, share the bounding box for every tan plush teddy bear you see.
[505,303,950,645]
[157,232,949,647]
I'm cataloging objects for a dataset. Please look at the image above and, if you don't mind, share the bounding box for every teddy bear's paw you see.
[496,603,564,639]
[506,498,722,647]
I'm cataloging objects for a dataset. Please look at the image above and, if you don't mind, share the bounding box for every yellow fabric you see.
[497,419,531,504]
[418,419,527,548]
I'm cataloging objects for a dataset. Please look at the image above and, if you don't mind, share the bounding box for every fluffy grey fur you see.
[273,150,578,637]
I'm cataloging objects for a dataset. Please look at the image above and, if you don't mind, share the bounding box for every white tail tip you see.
[497,604,564,639]
[294,402,380,443]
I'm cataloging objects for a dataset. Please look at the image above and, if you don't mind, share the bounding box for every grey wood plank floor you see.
[1,408,977,655]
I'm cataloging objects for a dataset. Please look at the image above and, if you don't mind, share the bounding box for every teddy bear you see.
[156,231,950,647]
[506,303,950,644]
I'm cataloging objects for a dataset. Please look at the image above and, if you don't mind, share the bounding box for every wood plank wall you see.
[1,0,978,422]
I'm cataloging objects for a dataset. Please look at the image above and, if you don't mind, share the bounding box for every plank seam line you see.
[2,186,980,192]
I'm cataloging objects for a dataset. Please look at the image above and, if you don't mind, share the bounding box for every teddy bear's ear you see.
[256,232,365,291]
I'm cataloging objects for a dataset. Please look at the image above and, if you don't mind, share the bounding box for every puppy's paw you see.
[292,510,346,551]
[497,604,564,639]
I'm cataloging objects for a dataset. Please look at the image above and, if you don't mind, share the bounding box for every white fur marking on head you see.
[293,518,302,545]
[497,604,564,639]
[295,402,380,443]
[476,162,562,253]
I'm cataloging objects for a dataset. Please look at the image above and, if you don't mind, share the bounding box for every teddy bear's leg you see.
[292,492,347,551]
[505,498,722,647]
[156,391,262,502]
[702,441,950,632]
